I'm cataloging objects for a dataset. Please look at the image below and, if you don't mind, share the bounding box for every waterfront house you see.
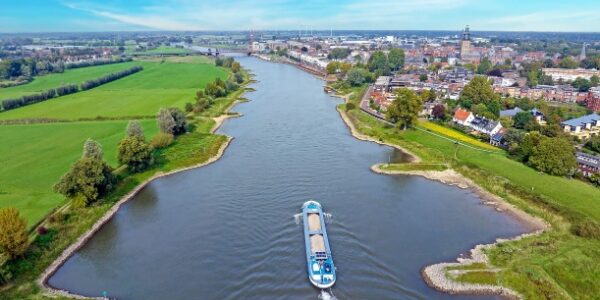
[561,113,600,140]
[453,108,474,126]
[576,152,600,177]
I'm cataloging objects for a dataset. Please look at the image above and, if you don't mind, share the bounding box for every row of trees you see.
[80,66,143,90]
[1,83,79,111]
[65,57,133,69]
[0,58,65,80]
[1,66,142,111]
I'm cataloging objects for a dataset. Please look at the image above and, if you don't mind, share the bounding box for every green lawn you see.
[0,120,158,226]
[0,62,140,100]
[0,61,228,120]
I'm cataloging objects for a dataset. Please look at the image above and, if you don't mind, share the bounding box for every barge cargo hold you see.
[301,200,336,289]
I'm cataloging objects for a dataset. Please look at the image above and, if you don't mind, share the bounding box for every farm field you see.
[0,61,140,100]
[0,60,228,120]
[0,120,158,225]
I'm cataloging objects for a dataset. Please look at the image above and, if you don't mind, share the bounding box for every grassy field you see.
[0,120,158,226]
[0,60,228,121]
[127,45,192,55]
[0,62,140,100]
[341,86,600,298]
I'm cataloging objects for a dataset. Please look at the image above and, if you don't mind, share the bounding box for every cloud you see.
[477,10,600,32]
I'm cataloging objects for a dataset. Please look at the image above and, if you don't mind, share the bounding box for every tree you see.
[83,138,103,160]
[157,108,176,134]
[346,68,366,86]
[118,136,153,172]
[513,111,534,129]
[126,120,144,140]
[231,62,241,73]
[477,57,493,75]
[591,75,600,87]
[572,77,591,92]
[514,131,544,162]
[585,135,600,153]
[387,48,405,71]
[368,51,389,73]
[0,207,28,259]
[55,140,114,207]
[431,104,446,119]
[419,74,428,82]
[421,89,436,102]
[386,88,423,129]
[326,61,340,74]
[168,107,188,135]
[328,48,350,60]
[460,76,498,105]
[529,137,576,176]
[559,56,579,69]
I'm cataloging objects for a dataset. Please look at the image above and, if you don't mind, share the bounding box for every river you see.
[48,57,527,300]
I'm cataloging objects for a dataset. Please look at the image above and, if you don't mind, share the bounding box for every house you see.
[531,108,546,124]
[470,116,503,136]
[490,128,508,147]
[453,108,474,126]
[499,107,524,118]
[576,152,600,177]
[561,113,600,140]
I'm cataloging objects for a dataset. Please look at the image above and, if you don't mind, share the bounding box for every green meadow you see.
[0,61,140,100]
[0,61,228,120]
[0,56,229,226]
[0,120,158,225]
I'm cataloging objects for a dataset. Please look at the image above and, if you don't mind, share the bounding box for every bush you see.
[345,102,356,111]
[572,220,600,239]
[37,226,48,235]
[117,136,153,172]
[151,132,174,149]
[0,207,29,259]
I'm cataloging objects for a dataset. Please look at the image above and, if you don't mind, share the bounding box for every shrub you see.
[572,220,600,239]
[157,108,176,134]
[0,207,29,259]
[151,132,174,149]
[117,136,153,172]
[345,102,356,111]
[125,120,145,140]
[37,226,48,235]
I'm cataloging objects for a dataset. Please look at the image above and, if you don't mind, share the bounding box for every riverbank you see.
[38,137,233,299]
[0,63,253,299]
[333,85,600,299]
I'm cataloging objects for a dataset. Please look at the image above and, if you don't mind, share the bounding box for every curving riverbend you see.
[48,57,528,300]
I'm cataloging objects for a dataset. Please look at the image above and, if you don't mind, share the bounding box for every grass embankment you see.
[0,56,250,299]
[0,60,228,121]
[340,86,600,299]
[0,62,140,100]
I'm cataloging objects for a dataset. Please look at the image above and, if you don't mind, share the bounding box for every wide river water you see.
[49,57,528,299]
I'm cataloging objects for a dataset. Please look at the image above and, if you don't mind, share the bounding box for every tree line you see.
[65,57,133,69]
[80,66,143,90]
[185,57,244,113]
[1,66,143,111]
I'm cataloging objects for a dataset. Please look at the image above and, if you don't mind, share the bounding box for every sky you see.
[1,0,599,33]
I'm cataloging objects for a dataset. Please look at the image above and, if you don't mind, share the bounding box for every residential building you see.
[561,113,600,139]
[542,68,600,81]
[499,107,524,118]
[576,152,600,177]
[453,108,474,126]
[470,116,503,136]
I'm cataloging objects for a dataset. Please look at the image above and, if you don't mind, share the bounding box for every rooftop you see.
[562,113,600,127]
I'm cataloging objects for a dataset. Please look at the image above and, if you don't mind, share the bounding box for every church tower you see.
[460,25,471,60]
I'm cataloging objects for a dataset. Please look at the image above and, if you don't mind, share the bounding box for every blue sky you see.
[1,0,599,32]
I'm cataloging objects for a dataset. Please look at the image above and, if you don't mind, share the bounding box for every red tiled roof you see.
[454,108,472,121]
